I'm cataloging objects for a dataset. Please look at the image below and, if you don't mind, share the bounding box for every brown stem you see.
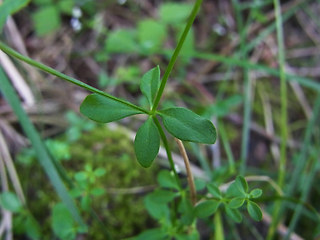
[174,138,197,205]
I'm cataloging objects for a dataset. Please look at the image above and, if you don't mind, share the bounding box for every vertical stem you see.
[152,0,203,112]
[267,0,288,239]
[174,138,197,205]
[214,211,225,240]
[232,0,251,175]
[153,117,181,189]
[218,121,236,174]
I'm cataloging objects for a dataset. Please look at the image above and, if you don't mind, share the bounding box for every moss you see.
[67,124,158,238]
[16,124,158,239]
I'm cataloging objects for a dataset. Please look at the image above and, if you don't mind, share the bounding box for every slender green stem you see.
[232,0,252,175]
[285,149,320,239]
[214,211,225,240]
[287,94,320,195]
[152,116,181,190]
[283,94,320,238]
[0,42,148,115]
[151,0,203,112]
[218,121,236,174]
[267,0,288,239]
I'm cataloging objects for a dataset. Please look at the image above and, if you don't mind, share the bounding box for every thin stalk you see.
[232,0,252,175]
[190,143,212,179]
[0,131,26,204]
[218,121,236,174]
[0,42,148,115]
[284,94,320,238]
[241,0,312,56]
[214,211,225,240]
[285,149,320,239]
[287,94,320,195]
[174,138,196,205]
[152,0,203,111]
[267,0,288,239]
[152,116,181,189]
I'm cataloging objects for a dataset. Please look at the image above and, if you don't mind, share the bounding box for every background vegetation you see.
[0,0,319,239]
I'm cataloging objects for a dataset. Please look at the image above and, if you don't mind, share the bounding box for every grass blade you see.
[267,0,288,238]
[0,67,85,227]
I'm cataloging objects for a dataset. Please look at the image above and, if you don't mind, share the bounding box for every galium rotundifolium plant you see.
[80,65,217,168]
[194,176,263,222]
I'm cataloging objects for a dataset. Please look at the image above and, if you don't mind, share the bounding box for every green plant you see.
[51,202,87,240]
[14,121,158,239]
[0,191,41,239]
[71,164,106,211]
[0,0,269,238]
[0,0,216,170]
[0,0,29,32]
[138,173,262,239]
[104,2,194,58]
[32,0,75,36]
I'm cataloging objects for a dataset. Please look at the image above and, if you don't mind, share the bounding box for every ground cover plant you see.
[0,0,320,239]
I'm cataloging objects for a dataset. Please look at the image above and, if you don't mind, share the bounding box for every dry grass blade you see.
[4,17,43,84]
[0,51,35,106]
[262,210,303,240]
[259,88,280,164]
[0,143,12,240]
[0,131,26,204]
[175,138,197,205]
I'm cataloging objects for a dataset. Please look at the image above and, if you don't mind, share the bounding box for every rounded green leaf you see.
[90,187,106,196]
[249,188,263,199]
[159,107,216,144]
[0,192,22,213]
[159,3,193,24]
[247,201,263,221]
[157,170,180,190]
[225,206,242,223]
[0,0,30,32]
[194,178,206,191]
[140,66,161,107]
[207,183,222,199]
[52,203,76,239]
[32,6,61,36]
[228,197,245,209]
[226,181,243,198]
[136,228,167,240]
[148,189,178,204]
[93,168,106,177]
[235,176,248,193]
[24,215,41,239]
[138,20,167,53]
[74,172,87,182]
[178,197,195,225]
[144,194,170,220]
[194,200,220,218]
[134,117,160,168]
[105,29,138,53]
[80,93,143,123]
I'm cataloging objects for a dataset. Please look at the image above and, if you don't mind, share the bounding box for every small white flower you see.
[118,0,127,5]
[71,18,82,32]
[212,23,226,36]
[72,7,82,18]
